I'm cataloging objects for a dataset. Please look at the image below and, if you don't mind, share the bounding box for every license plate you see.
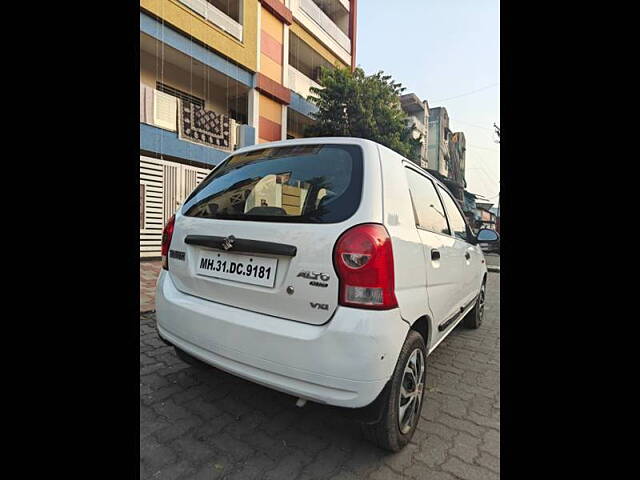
[196,251,278,287]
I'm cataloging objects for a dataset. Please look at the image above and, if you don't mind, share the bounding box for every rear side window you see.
[182,144,363,223]
[437,185,468,242]
[405,168,450,235]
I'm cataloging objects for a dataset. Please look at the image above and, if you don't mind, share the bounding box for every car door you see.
[404,167,464,346]
[436,185,481,309]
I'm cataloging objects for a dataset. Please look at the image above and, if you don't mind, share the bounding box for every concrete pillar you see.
[281,106,288,139]
[247,87,260,140]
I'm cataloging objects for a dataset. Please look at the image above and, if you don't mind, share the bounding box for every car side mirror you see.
[476,229,499,242]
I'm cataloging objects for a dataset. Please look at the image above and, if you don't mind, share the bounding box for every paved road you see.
[484,254,500,267]
[140,273,500,479]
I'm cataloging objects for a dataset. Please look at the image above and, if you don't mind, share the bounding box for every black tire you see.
[174,346,207,369]
[463,281,486,329]
[361,330,427,451]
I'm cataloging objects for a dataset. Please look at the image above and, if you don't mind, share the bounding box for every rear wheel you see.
[463,281,486,329]
[361,330,426,451]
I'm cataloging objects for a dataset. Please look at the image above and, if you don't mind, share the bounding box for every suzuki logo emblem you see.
[221,235,235,251]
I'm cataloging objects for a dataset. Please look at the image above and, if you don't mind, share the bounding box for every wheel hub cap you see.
[479,285,486,321]
[398,348,425,434]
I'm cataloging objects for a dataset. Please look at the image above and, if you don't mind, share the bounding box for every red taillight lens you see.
[333,223,398,309]
[161,215,175,270]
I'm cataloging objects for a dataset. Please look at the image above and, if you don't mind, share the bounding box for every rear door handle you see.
[465,252,470,260]
[431,249,440,261]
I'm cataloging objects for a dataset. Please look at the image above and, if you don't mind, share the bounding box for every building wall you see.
[428,107,450,177]
[140,0,259,72]
[427,117,440,172]
[257,1,289,142]
[260,7,285,83]
[448,131,466,189]
[290,0,352,66]
[259,94,283,142]
[141,0,355,145]
[422,104,429,168]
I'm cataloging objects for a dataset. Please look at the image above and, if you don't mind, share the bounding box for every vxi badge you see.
[297,270,330,288]
[310,302,329,310]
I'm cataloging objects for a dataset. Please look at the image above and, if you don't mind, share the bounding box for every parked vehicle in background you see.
[478,229,500,254]
[155,138,499,451]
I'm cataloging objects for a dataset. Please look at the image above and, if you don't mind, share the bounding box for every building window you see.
[310,0,350,36]
[287,108,314,139]
[156,82,205,109]
[206,0,241,23]
[178,0,243,41]
[289,32,334,83]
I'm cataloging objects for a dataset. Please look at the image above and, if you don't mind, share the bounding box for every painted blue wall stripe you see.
[140,123,230,166]
[289,91,318,118]
[140,11,253,87]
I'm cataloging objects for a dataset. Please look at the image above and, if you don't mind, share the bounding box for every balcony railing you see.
[299,0,351,53]
[140,83,238,151]
[288,66,322,101]
[178,0,243,41]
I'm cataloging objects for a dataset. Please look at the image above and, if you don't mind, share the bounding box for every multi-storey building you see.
[400,93,429,169]
[427,106,451,178]
[476,202,497,230]
[139,0,357,257]
[425,105,468,203]
[447,131,466,200]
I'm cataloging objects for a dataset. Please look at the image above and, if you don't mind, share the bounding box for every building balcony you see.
[291,0,351,64]
[140,27,256,165]
[300,0,350,50]
[177,0,243,41]
[288,65,322,101]
[288,30,333,99]
[140,81,257,165]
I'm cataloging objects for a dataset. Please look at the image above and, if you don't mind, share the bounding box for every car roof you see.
[232,136,382,155]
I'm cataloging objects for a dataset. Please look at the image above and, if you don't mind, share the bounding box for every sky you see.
[356,0,500,205]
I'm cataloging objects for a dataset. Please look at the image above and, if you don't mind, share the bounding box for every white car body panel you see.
[155,137,488,409]
[375,145,433,335]
[156,269,409,408]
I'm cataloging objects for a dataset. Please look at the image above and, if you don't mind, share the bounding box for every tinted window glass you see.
[437,186,468,241]
[183,144,363,224]
[405,168,450,235]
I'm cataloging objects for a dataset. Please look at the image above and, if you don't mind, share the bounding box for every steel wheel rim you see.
[398,348,425,434]
[478,284,486,322]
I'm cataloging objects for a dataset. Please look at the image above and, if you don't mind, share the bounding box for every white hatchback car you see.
[155,137,499,451]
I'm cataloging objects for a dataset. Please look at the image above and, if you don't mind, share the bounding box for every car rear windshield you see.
[182,144,363,223]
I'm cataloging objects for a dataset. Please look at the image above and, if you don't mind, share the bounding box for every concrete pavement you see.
[141,260,162,312]
[140,273,500,479]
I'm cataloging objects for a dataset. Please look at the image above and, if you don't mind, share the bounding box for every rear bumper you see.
[155,270,409,408]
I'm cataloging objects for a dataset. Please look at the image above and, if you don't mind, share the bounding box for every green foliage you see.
[304,66,422,162]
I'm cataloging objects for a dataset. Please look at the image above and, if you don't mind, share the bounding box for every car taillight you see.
[333,223,398,310]
[161,215,175,270]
